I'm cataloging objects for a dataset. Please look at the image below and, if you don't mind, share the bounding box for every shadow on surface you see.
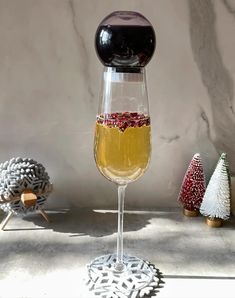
[164,274,235,279]
[149,266,165,297]
[0,209,235,277]
[22,208,155,237]
[3,227,47,231]
[3,208,235,234]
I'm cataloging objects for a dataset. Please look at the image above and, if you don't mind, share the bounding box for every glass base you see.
[87,254,160,297]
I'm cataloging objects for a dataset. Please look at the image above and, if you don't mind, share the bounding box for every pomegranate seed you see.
[97,112,150,132]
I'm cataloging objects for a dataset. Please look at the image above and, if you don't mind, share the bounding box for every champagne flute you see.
[87,11,158,297]
[94,67,151,270]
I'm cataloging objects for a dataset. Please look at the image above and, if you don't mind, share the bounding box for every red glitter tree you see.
[178,153,206,216]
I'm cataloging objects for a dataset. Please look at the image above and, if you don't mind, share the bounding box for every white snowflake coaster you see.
[87,254,161,298]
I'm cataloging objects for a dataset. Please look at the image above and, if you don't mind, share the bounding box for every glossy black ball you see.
[95,25,155,69]
[95,11,156,70]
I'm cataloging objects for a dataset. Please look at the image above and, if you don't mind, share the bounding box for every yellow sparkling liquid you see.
[94,121,151,184]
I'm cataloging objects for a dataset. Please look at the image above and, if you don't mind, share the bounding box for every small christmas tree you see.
[178,153,206,216]
[200,153,231,227]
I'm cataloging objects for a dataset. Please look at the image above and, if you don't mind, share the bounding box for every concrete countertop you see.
[0,209,234,298]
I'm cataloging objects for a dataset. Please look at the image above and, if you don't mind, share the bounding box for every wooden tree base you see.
[183,208,199,217]
[206,217,223,228]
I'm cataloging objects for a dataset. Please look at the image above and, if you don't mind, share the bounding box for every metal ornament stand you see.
[1,207,50,230]
[87,254,161,298]
[1,190,50,230]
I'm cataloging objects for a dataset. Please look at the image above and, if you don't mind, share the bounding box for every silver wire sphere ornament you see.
[0,157,52,216]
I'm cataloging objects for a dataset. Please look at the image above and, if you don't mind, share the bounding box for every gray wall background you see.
[0,0,234,210]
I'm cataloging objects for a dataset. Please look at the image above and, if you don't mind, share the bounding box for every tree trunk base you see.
[183,208,199,217]
[206,217,223,228]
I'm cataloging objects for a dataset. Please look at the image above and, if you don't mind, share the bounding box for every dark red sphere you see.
[95,11,156,70]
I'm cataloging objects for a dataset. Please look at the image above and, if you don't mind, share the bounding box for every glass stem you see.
[115,184,127,271]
